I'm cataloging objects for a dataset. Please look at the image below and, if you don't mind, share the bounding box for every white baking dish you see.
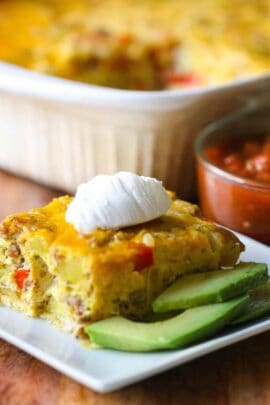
[0,62,269,198]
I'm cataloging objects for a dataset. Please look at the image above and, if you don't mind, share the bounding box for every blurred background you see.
[0,0,269,242]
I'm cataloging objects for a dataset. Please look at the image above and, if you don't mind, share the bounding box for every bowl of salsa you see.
[195,99,270,245]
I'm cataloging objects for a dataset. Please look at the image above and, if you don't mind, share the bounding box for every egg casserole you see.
[0,194,243,336]
[0,0,270,89]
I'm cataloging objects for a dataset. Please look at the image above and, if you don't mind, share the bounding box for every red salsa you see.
[198,133,270,245]
[205,135,270,183]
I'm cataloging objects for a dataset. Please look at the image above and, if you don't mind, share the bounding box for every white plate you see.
[0,233,269,393]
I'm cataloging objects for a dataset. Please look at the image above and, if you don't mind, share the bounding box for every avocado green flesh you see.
[85,296,248,352]
[232,300,270,325]
[232,281,270,325]
[152,263,268,313]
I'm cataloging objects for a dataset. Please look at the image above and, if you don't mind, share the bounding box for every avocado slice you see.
[85,295,248,352]
[232,281,270,325]
[152,262,268,313]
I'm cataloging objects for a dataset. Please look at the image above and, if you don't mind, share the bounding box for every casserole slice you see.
[0,194,243,336]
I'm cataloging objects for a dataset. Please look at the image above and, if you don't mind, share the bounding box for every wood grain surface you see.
[0,170,270,405]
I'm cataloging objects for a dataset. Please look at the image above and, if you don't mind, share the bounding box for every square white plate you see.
[0,233,269,393]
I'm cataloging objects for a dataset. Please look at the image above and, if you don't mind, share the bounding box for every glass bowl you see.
[195,97,270,245]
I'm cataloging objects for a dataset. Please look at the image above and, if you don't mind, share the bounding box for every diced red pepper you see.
[131,243,154,271]
[14,269,30,290]
[165,72,202,86]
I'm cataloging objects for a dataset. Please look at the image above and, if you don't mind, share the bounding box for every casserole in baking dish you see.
[1,0,270,90]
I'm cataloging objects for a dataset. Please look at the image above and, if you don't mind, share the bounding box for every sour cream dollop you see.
[65,172,171,234]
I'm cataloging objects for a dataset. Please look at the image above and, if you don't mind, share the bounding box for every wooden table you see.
[0,170,270,405]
